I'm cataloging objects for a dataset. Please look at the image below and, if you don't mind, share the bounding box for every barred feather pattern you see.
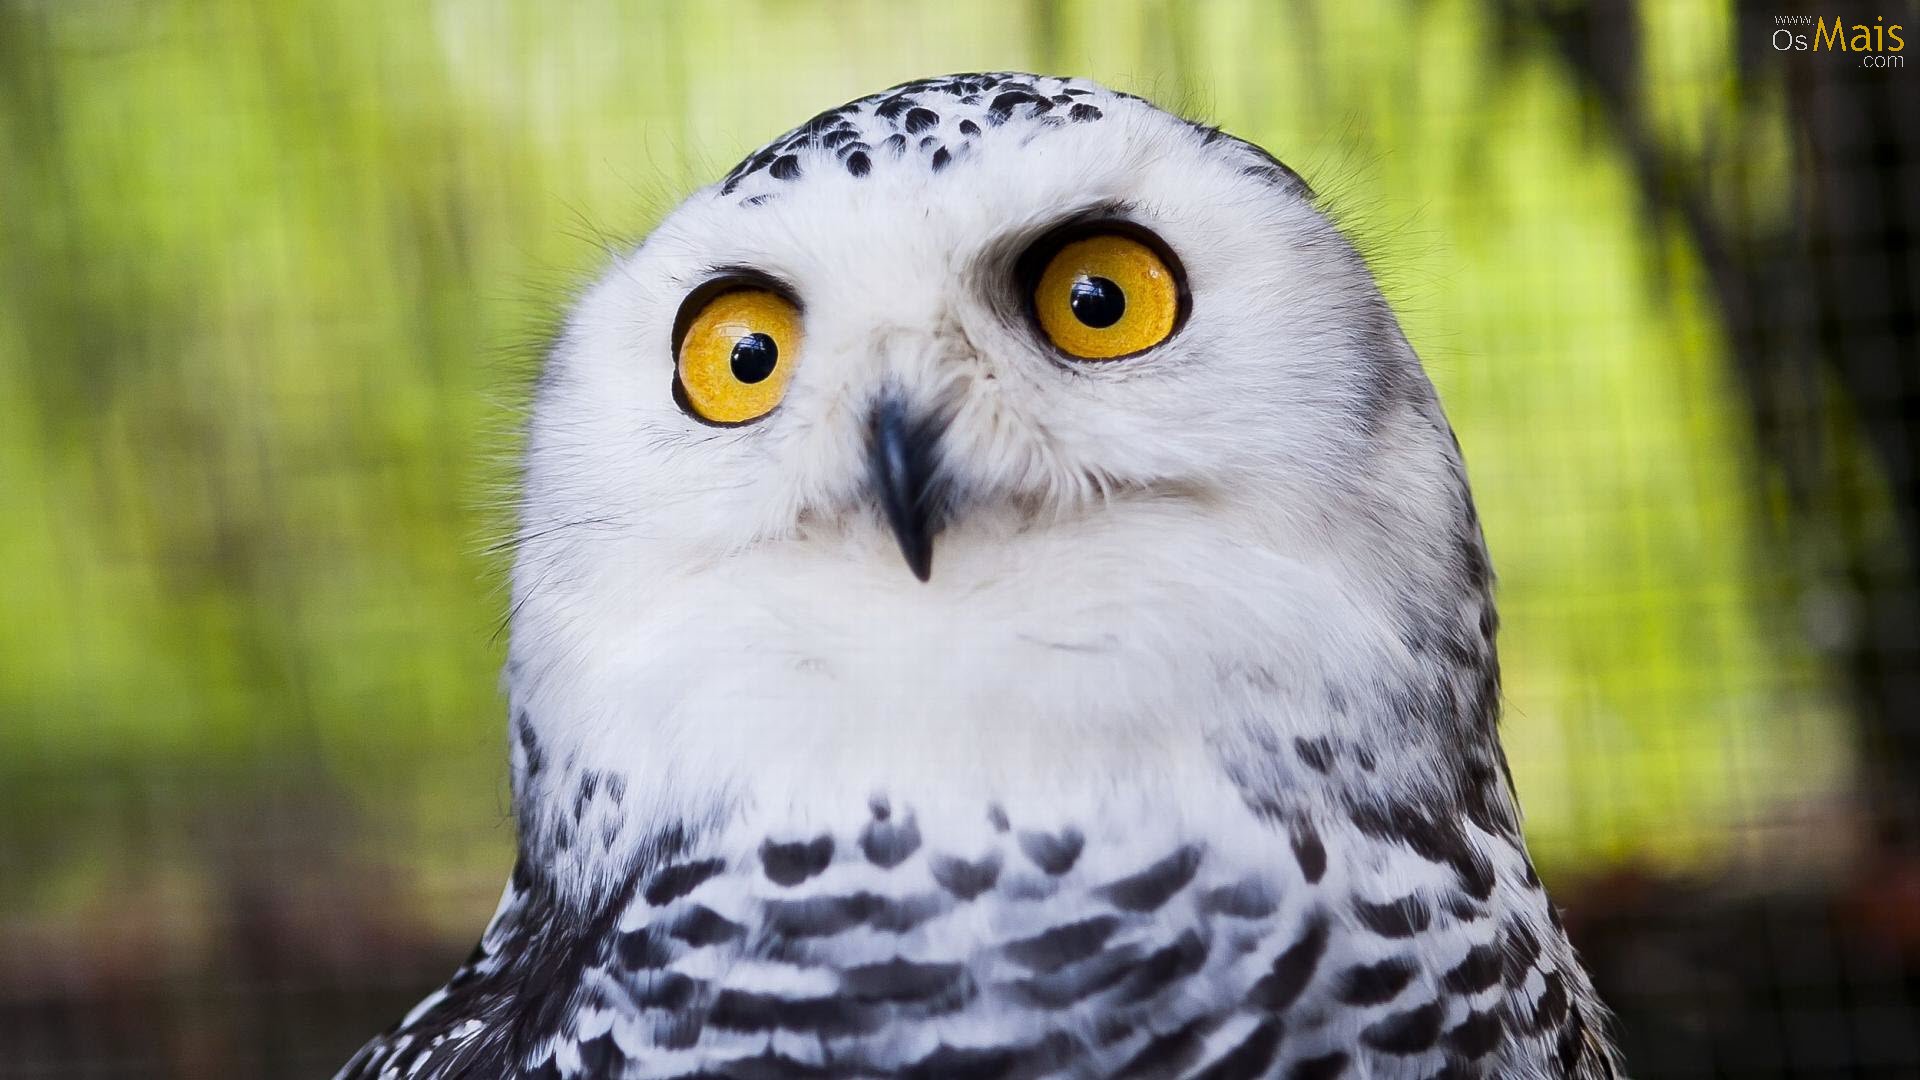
[339,790,1616,1080]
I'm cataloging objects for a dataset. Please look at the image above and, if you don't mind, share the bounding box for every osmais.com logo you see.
[1773,14,1906,67]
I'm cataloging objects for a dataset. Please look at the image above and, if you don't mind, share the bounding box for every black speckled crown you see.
[716,72,1116,204]
[715,71,1310,208]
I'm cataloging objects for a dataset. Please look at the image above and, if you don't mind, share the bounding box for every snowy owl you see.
[340,73,1622,1079]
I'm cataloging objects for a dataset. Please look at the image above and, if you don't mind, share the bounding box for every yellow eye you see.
[674,288,802,424]
[1031,231,1184,359]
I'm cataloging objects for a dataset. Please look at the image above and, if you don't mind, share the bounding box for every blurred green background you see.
[3,0,1916,1076]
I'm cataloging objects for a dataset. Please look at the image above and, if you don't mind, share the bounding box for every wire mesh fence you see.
[0,0,1914,1075]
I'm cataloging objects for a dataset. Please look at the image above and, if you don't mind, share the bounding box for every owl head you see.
[508,74,1501,862]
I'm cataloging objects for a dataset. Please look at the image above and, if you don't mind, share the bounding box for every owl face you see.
[524,75,1462,600]
[510,76,1497,853]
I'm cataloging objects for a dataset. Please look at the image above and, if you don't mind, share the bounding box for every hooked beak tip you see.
[904,545,934,583]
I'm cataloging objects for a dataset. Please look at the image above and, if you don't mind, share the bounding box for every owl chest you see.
[548,811,1524,1078]
[596,828,1279,1073]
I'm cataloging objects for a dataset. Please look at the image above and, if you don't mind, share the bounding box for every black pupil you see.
[1068,276,1126,329]
[729,333,779,384]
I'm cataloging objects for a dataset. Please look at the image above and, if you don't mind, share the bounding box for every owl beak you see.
[867,396,942,582]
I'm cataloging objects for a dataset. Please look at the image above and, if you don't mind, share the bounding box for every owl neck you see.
[502,502,1503,906]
